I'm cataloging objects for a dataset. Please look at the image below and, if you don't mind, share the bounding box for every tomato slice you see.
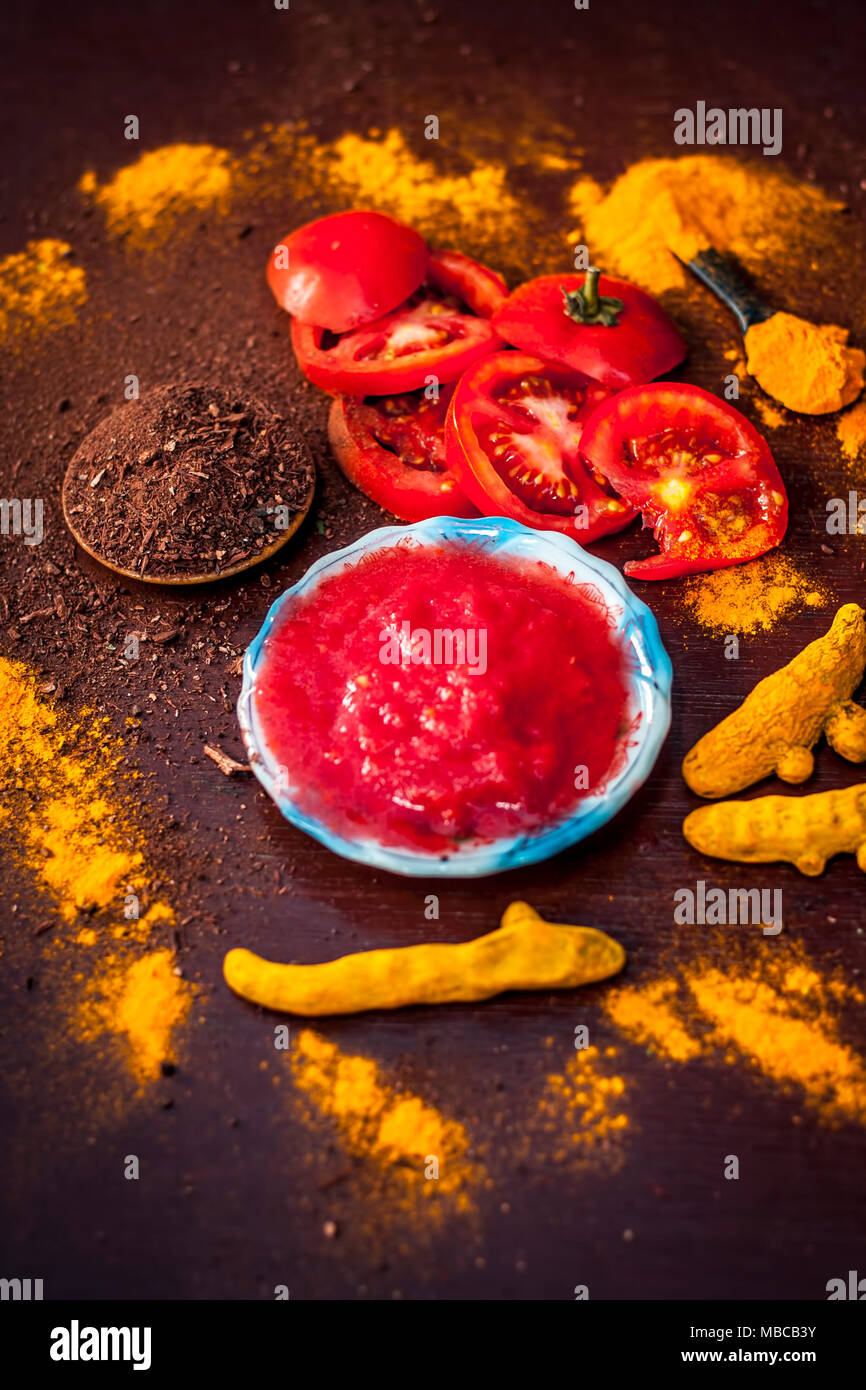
[292,250,507,396]
[267,210,428,334]
[445,352,637,543]
[425,248,510,319]
[578,383,789,579]
[492,271,686,390]
[328,386,478,522]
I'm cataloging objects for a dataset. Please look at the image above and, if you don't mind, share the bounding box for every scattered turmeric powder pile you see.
[837,399,866,462]
[568,155,845,297]
[605,943,866,1126]
[603,979,705,1059]
[535,1044,629,1165]
[79,124,567,271]
[751,395,788,431]
[605,980,704,1063]
[79,143,233,248]
[0,657,192,1091]
[682,555,829,636]
[326,128,519,242]
[289,1030,482,1212]
[745,312,865,415]
[0,655,148,925]
[79,949,194,1087]
[0,238,86,344]
[690,968,866,1123]
[243,123,532,268]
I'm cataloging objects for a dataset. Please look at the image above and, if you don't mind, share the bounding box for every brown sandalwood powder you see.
[62,383,315,582]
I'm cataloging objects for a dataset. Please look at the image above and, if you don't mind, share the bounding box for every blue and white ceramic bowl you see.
[238,516,672,877]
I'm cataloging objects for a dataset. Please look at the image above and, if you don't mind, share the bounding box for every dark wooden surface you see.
[2,0,865,1300]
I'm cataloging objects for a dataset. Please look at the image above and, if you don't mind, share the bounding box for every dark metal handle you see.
[681,248,774,335]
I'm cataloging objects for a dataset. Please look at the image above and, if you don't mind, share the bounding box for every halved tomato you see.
[328,386,477,521]
[492,269,686,390]
[267,210,428,333]
[578,383,788,579]
[292,250,507,396]
[445,352,636,542]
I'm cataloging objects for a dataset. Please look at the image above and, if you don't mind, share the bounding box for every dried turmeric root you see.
[223,901,625,1016]
[684,783,866,876]
[683,604,866,798]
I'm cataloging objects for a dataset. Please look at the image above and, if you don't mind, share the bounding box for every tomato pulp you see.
[579,383,788,579]
[328,386,478,521]
[252,544,631,852]
[291,250,507,395]
[446,352,636,542]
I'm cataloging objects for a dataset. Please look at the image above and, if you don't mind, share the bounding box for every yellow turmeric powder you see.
[239,122,556,273]
[0,656,149,925]
[224,901,625,1015]
[0,239,86,344]
[684,783,866,876]
[324,128,519,246]
[744,312,865,415]
[751,395,788,431]
[721,349,791,431]
[79,144,233,248]
[837,398,866,462]
[536,1045,629,1164]
[683,604,866,797]
[0,657,191,1091]
[688,967,866,1122]
[80,125,548,270]
[289,1029,481,1210]
[683,555,828,636]
[568,155,844,297]
[604,943,866,1126]
[605,980,704,1062]
[260,124,526,265]
[569,155,862,415]
[80,949,194,1086]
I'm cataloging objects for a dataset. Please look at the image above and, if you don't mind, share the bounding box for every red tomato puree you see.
[252,543,630,852]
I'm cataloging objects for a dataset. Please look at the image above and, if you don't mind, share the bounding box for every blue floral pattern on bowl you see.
[237,516,673,877]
